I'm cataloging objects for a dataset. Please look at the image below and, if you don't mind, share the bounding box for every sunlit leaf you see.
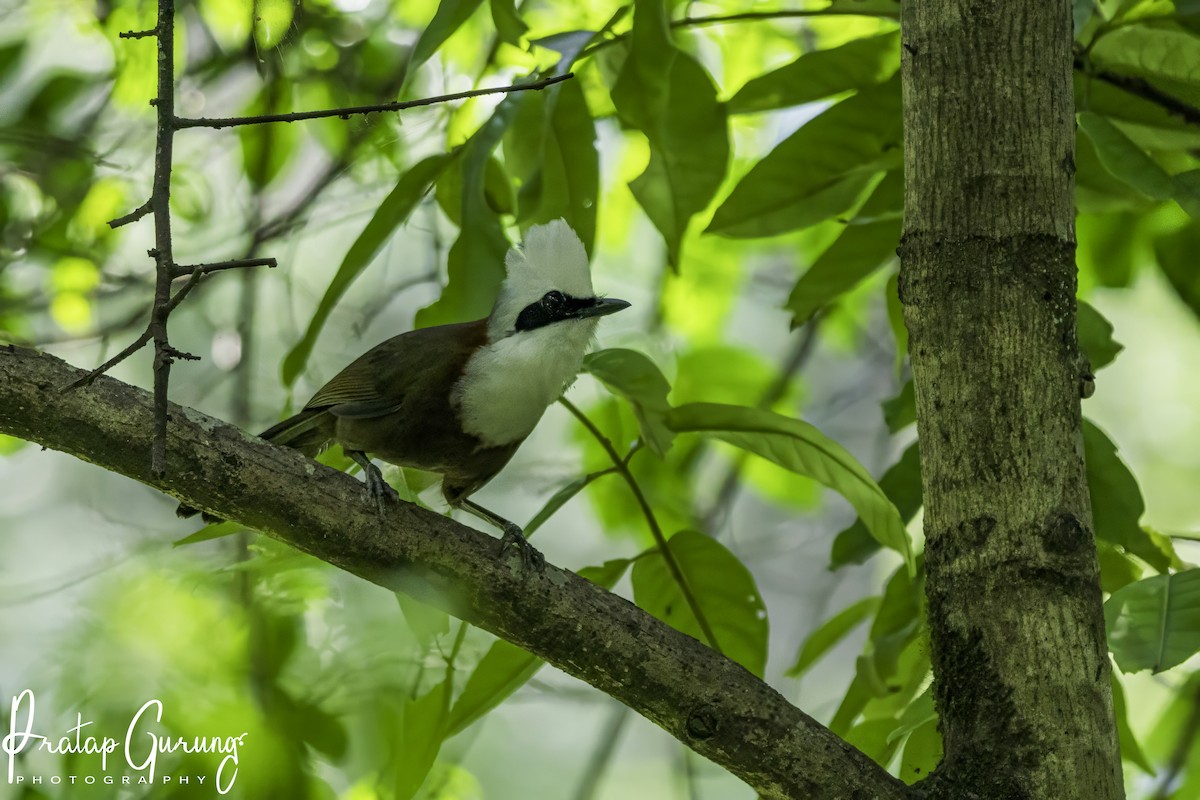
[632,530,769,676]
[396,594,450,649]
[583,348,674,457]
[1091,23,1200,87]
[1105,568,1200,673]
[667,403,913,570]
[899,718,942,784]
[611,0,728,266]
[490,0,527,45]
[404,0,485,91]
[729,31,900,115]
[786,596,880,677]
[708,77,902,238]
[282,153,454,385]
[253,0,295,50]
[199,0,252,50]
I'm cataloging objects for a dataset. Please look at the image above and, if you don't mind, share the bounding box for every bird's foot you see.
[499,523,545,572]
[361,461,400,515]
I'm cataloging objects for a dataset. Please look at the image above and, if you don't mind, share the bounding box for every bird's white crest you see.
[487,219,593,340]
[454,220,601,446]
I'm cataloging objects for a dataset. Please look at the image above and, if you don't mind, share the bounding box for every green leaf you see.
[524,471,607,537]
[844,717,905,767]
[869,561,925,683]
[888,688,936,745]
[253,0,295,50]
[416,101,519,328]
[1097,540,1146,593]
[173,521,240,546]
[886,271,907,373]
[709,77,902,238]
[404,0,485,91]
[1078,111,1174,201]
[899,718,942,784]
[1155,220,1200,318]
[729,31,901,115]
[505,79,599,254]
[282,154,453,386]
[1085,419,1176,572]
[490,0,527,45]
[443,558,630,737]
[882,380,914,433]
[1105,568,1200,673]
[1111,673,1155,773]
[1077,300,1124,370]
[396,594,450,649]
[395,679,450,800]
[1091,23,1200,86]
[667,403,913,570]
[786,596,881,677]
[583,348,674,457]
[445,640,541,737]
[611,0,728,266]
[832,441,921,569]
[631,530,769,676]
[238,87,297,189]
[786,178,902,326]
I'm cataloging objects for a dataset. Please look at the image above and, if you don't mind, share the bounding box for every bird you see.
[179,219,629,569]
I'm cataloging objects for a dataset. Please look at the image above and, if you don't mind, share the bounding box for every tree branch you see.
[173,73,574,130]
[0,345,908,800]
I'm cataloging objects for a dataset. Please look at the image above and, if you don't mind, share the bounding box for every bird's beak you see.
[573,297,631,319]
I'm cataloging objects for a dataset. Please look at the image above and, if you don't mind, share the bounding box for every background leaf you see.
[631,530,769,676]
[1105,568,1200,673]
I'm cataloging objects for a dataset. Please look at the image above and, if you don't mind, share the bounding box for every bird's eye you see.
[542,290,565,309]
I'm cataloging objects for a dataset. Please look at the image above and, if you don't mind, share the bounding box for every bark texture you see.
[0,346,908,800]
[899,3,1124,799]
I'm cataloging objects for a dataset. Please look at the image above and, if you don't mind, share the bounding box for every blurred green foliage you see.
[3,0,1200,797]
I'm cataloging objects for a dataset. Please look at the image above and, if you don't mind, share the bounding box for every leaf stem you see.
[559,397,722,653]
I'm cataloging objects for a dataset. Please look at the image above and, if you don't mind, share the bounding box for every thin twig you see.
[107,200,151,229]
[60,328,152,390]
[174,73,574,130]
[559,397,723,653]
[169,257,277,279]
[146,0,179,477]
[120,28,158,39]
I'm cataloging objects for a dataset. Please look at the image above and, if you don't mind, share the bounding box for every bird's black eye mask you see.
[515,291,594,331]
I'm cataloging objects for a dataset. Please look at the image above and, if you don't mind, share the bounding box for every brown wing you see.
[304,320,489,419]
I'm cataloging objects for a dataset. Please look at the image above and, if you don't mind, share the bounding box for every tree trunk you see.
[899,2,1125,799]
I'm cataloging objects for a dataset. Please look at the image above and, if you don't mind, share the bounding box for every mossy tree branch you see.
[0,345,909,800]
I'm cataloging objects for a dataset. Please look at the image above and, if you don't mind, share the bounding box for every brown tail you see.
[176,408,333,521]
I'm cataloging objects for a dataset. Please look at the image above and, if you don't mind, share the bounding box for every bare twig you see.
[169,257,277,279]
[174,73,574,130]
[107,200,151,229]
[61,328,152,390]
[120,28,158,39]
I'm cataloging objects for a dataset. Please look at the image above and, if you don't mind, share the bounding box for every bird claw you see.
[362,462,399,515]
[499,523,545,572]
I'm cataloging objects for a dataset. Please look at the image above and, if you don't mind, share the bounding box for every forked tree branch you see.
[0,345,909,800]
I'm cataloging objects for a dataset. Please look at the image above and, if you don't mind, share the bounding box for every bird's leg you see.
[346,450,398,515]
[458,498,545,572]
